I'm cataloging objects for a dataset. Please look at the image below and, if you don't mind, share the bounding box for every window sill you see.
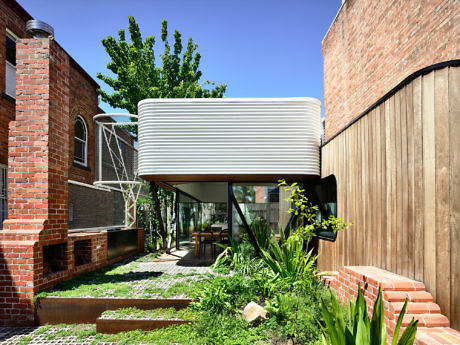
[2,92,15,104]
[73,161,91,171]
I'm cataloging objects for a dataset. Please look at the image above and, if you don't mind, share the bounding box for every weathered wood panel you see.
[448,67,460,331]
[319,66,459,330]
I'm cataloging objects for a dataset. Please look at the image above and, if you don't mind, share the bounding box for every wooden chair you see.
[199,226,216,258]
[216,228,230,253]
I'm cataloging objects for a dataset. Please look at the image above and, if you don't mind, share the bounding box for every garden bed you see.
[96,307,194,334]
[35,297,193,325]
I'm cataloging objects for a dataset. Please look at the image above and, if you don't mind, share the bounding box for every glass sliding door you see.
[177,192,199,247]
[230,183,292,241]
[175,182,228,249]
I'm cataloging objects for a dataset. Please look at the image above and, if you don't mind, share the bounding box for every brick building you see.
[0,0,143,325]
[319,0,459,337]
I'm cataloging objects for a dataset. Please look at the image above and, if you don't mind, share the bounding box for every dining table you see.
[191,230,228,257]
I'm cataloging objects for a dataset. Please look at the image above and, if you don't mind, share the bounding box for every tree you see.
[97,17,227,250]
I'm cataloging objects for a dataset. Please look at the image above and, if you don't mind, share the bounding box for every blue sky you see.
[18,0,341,114]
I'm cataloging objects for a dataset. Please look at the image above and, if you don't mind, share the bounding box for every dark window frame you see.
[314,174,338,241]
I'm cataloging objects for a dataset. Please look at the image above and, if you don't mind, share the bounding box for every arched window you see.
[74,116,87,166]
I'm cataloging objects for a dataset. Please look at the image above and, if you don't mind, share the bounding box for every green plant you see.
[192,274,263,313]
[101,307,196,321]
[278,180,351,242]
[265,293,300,321]
[214,236,264,276]
[251,217,271,251]
[193,284,231,313]
[260,228,318,286]
[196,221,212,232]
[321,285,418,345]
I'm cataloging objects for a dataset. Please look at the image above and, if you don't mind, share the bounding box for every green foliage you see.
[196,221,212,232]
[92,324,201,345]
[263,287,332,344]
[97,17,226,135]
[259,228,318,291]
[278,180,351,242]
[213,236,265,276]
[99,17,226,248]
[193,312,269,345]
[251,217,271,251]
[192,274,263,313]
[101,307,196,321]
[321,285,418,345]
[137,183,175,251]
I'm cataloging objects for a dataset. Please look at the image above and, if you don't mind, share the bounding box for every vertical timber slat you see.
[448,66,460,331]
[422,72,436,299]
[434,67,450,319]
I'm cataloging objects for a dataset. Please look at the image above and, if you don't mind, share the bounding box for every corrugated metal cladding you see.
[137,98,321,180]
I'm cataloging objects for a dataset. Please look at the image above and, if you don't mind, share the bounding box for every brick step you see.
[415,327,460,345]
[402,314,450,328]
[384,291,434,303]
[379,280,426,292]
[389,301,441,315]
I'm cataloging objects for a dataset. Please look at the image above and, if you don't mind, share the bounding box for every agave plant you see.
[321,285,418,345]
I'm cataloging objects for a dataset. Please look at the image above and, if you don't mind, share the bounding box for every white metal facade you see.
[138,98,321,180]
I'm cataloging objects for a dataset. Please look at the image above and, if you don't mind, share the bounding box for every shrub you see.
[192,274,263,313]
[213,236,265,276]
[259,228,318,293]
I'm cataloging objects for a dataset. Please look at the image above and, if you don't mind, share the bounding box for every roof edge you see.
[321,0,346,46]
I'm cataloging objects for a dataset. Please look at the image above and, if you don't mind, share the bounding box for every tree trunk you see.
[150,182,167,250]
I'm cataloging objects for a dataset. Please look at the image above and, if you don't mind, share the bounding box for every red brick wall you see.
[322,0,459,140]
[0,0,31,165]
[0,39,144,326]
[0,1,143,324]
[68,64,100,184]
[0,38,69,325]
[4,39,70,243]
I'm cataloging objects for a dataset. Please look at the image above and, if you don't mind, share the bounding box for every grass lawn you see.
[36,253,219,299]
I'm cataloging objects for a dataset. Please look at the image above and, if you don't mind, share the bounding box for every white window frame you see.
[5,28,18,99]
[74,116,88,167]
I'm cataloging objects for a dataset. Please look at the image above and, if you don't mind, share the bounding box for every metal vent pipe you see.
[26,20,54,38]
